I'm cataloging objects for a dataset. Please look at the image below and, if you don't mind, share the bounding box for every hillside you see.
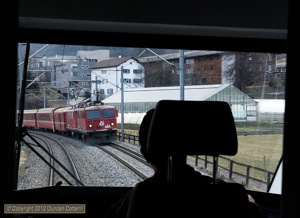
[22,44,177,58]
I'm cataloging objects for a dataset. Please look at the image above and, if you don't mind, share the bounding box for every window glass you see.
[101,109,116,118]
[16,43,285,194]
[87,110,100,119]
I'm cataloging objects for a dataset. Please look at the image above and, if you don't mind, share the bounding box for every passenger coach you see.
[22,109,38,129]
[53,107,70,134]
[36,108,56,131]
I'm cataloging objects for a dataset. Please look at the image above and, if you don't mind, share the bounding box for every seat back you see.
[147,100,238,158]
[147,100,238,182]
[126,100,253,218]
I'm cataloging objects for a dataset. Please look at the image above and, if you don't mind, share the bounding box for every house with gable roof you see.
[90,57,145,101]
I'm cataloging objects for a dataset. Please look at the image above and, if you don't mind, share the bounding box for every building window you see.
[123,78,131,83]
[107,89,113,94]
[133,79,142,83]
[133,69,143,74]
[186,59,194,64]
[123,69,130,74]
[268,54,272,61]
[100,89,105,94]
[186,68,193,74]
[102,70,107,74]
[268,64,272,72]
[87,58,97,62]
[201,78,206,84]
[276,67,286,72]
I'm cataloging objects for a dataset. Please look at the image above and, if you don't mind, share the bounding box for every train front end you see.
[83,105,118,143]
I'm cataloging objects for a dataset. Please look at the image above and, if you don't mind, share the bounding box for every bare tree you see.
[143,62,174,87]
[222,52,270,93]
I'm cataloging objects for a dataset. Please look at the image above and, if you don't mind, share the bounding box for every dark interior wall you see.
[18,0,288,52]
[19,0,288,30]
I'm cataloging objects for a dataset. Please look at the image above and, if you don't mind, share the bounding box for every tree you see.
[222,52,270,93]
[143,62,174,87]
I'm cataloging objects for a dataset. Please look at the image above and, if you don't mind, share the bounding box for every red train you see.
[21,102,119,143]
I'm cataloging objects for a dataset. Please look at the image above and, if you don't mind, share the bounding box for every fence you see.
[258,112,284,123]
[117,132,274,191]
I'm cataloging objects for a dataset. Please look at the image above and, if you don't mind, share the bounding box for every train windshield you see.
[101,109,116,119]
[87,110,100,119]
[16,43,285,196]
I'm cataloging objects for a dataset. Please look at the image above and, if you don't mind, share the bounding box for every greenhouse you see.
[102,84,257,123]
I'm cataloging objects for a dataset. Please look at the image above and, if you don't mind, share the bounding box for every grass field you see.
[234,134,282,171]
[120,122,284,178]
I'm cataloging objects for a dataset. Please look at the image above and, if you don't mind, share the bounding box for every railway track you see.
[22,132,83,187]
[19,131,267,191]
[19,131,150,188]
[93,142,152,180]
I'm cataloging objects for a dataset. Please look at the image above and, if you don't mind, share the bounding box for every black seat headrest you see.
[147,100,238,157]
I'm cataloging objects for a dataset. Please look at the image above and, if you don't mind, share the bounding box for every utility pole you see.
[18,44,26,94]
[120,65,125,142]
[145,48,184,99]
[95,76,99,101]
[179,50,185,100]
[43,87,46,108]
[67,80,70,106]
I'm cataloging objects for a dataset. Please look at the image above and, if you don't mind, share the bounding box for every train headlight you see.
[89,123,92,128]
[111,122,115,126]
[99,120,104,126]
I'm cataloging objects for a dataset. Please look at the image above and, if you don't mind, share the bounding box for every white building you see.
[90,57,145,101]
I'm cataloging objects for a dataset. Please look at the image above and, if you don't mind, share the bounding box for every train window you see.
[16,43,285,197]
[87,110,100,119]
[101,109,116,119]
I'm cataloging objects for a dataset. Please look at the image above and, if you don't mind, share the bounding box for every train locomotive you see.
[21,102,119,143]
